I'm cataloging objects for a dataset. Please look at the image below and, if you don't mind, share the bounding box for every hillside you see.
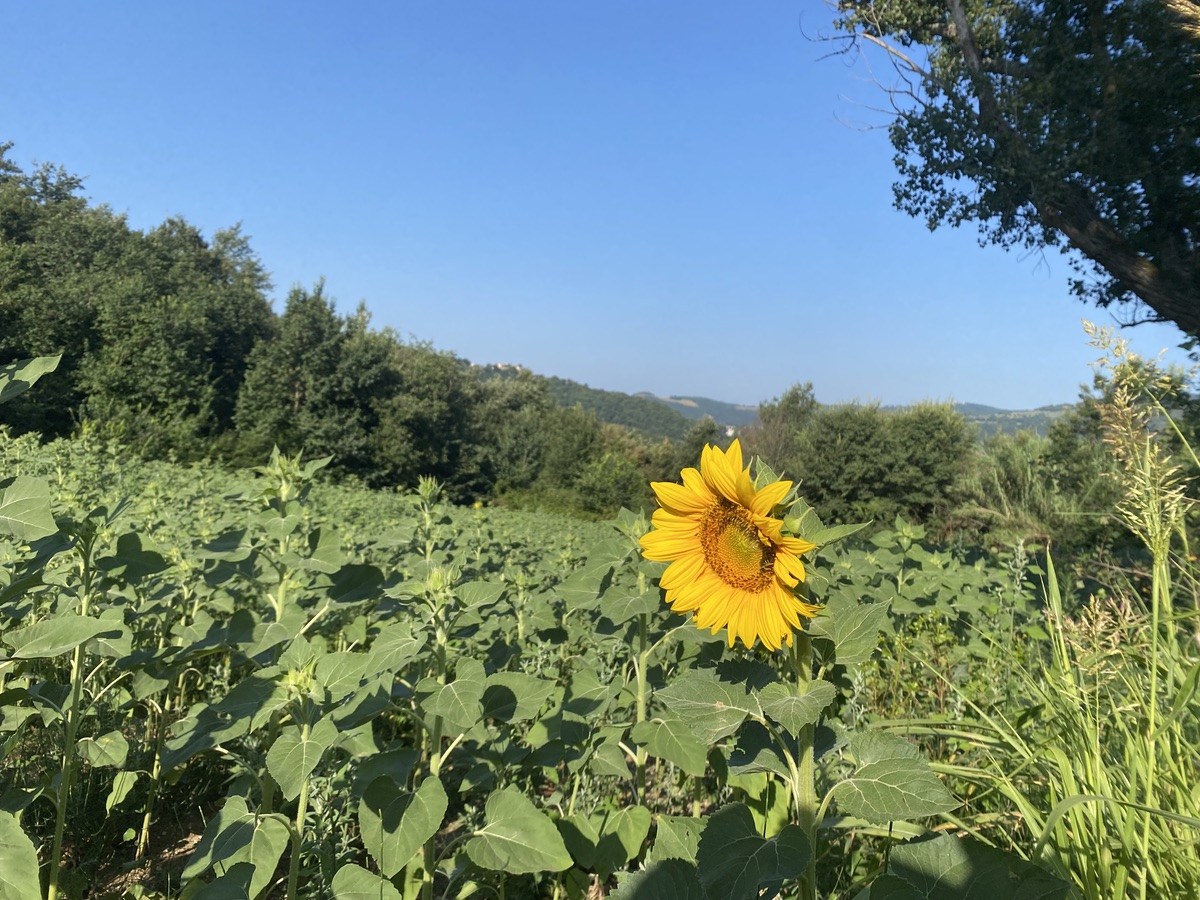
[952,403,1073,438]
[480,363,1074,441]
[635,393,759,428]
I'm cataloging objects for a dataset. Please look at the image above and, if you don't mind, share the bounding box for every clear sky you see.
[3,2,1190,410]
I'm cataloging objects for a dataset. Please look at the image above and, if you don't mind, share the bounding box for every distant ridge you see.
[478,364,1073,441]
[635,393,759,428]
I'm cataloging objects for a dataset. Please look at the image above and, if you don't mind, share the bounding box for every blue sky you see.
[3,2,1190,409]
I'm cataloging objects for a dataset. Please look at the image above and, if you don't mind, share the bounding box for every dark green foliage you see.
[368,343,484,499]
[540,375,693,441]
[832,0,1200,334]
[791,404,896,526]
[649,394,759,428]
[0,147,273,452]
[780,402,974,532]
[742,383,818,475]
[233,286,397,474]
[575,452,653,515]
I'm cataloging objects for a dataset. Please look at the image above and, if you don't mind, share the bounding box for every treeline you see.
[2,142,1190,545]
[0,143,717,513]
[480,368,696,442]
[739,378,1195,555]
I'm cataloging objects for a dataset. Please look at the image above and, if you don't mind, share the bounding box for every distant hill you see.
[478,364,1073,442]
[954,403,1074,438]
[477,365,696,441]
[542,377,695,441]
[636,393,759,428]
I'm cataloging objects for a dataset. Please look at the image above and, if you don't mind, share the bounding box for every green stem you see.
[47,538,96,900]
[1138,547,1167,900]
[634,614,650,803]
[423,603,449,900]
[286,720,313,900]
[789,636,818,900]
[136,699,168,861]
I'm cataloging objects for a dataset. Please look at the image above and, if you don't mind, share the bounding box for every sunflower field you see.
[1,347,1198,900]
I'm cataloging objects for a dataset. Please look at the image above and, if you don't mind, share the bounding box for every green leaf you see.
[330,863,404,900]
[466,786,573,874]
[419,657,486,734]
[727,721,791,779]
[832,759,958,825]
[303,527,344,573]
[557,813,600,869]
[188,863,255,900]
[557,561,615,606]
[161,702,252,772]
[77,729,130,768]
[368,621,425,673]
[593,806,652,879]
[4,616,120,659]
[358,774,448,878]
[0,476,57,542]
[96,531,169,582]
[0,812,41,900]
[0,356,60,406]
[182,796,290,899]
[106,771,141,813]
[600,584,662,625]
[646,815,706,865]
[316,651,368,705]
[852,732,923,767]
[457,581,506,607]
[695,803,810,900]
[266,716,338,801]
[865,833,1070,899]
[483,671,556,723]
[630,718,708,777]
[758,680,836,734]
[855,874,924,899]
[611,858,704,900]
[809,595,890,669]
[656,669,763,744]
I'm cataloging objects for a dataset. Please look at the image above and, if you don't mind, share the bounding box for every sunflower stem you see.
[790,635,818,900]
[634,612,650,803]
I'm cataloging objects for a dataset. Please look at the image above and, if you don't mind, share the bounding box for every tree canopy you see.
[830,0,1200,336]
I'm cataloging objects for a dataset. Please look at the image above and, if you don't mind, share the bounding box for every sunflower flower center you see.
[700,499,776,593]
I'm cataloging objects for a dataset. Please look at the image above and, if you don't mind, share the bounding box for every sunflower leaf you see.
[758,680,837,735]
[656,669,763,745]
[809,594,890,669]
[610,858,705,900]
[631,718,708,777]
[330,864,405,900]
[831,754,958,825]
[466,786,573,874]
[695,803,810,900]
[860,833,1070,899]
[358,774,448,878]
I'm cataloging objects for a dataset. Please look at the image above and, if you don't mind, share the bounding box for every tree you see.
[830,0,1200,335]
[368,343,482,498]
[234,282,365,464]
[742,383,818,476]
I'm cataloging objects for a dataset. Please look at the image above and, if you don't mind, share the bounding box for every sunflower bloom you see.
[640,439,819,651]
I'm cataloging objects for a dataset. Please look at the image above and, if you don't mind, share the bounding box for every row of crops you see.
[0,357,1145,898]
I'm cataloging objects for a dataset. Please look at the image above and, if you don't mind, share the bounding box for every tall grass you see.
[929,325,1200,898]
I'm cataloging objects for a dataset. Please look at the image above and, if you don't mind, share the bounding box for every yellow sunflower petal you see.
[774,552,807,586]
[680,466,714,499]
[650,480,712,515]
[777,534,817,555]
[751,479,792,516]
